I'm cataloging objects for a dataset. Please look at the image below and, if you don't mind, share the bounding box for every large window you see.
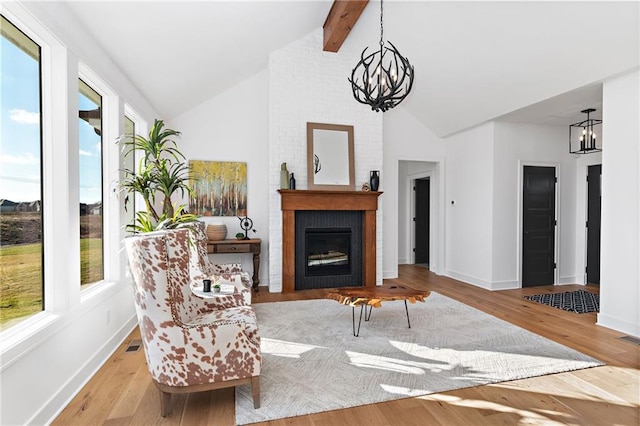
[0,15,44,329]
[78,79,103,286]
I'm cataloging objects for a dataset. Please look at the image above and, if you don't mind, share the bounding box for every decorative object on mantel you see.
[348,0,415,112]
[289,173,296,189]
[190,160,247,216]
[206,222,227,241]
[369,170,380,191]
[280,163,290,189]
[569,108,602,154]
[361,182,371,192]
[237,216,257,240]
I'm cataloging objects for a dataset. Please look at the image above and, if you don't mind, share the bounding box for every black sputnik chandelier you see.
[349,0,414,112]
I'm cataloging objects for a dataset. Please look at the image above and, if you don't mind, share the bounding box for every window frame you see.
[0,14,45,323]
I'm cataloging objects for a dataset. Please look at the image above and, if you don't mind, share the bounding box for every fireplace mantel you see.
[279,189,382,293]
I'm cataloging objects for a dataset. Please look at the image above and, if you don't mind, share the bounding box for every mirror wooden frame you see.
[306,122,355,190]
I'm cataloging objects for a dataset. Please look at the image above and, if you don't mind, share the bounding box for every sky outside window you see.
[0,24,41,203]
[78,81,102,205]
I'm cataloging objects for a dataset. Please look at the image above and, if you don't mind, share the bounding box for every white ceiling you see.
[60,1,639,137]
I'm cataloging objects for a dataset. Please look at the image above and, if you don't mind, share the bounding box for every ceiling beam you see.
[323,0,369,52]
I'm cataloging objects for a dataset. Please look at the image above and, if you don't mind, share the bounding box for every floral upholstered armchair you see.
[180,220,253,305]
[125,228,261,416]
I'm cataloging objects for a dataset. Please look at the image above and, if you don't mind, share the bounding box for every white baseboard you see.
[558,276,578,285]
[597,314,640,338]
[490,280,520,290]
[37,315,138,425]
[446,270,492,290]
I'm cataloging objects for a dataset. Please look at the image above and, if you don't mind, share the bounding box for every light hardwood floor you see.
[53,265,639,425]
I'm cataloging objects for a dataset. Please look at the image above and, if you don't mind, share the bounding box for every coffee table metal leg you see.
[405,300,411,328]
[365,304,373,321]
[352,305,365,337]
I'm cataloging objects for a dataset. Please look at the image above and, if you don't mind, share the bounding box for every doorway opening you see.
[397,160,443,276]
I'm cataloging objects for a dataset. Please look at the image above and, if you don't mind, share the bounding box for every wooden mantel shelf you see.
[278,189,382,211]
[278,189,382,293]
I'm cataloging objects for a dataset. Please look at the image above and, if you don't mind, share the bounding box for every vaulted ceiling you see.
[61,1,638,137]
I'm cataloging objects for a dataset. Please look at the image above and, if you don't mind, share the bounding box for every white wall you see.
[170,70,270,284]
[383,106,446,278]
[598,69,640,337]
[267,29,383,292]
[444,123,495,288]
[492,122,577,288]
[0,2,156,424]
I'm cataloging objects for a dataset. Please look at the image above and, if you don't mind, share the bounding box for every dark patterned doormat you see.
[524,289,599,314]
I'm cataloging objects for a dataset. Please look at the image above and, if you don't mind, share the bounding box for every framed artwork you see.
[189,160,247,216]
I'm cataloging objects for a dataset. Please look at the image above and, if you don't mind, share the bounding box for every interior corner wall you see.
[268,29,383,292]
[598,69,640,337]
[384,107,446,278]
[492,122,577,289]
[444,122,495,288]
[170,70,270,285]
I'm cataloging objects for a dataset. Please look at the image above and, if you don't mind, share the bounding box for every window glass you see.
[78,79,103,285]
[0,15,44,329]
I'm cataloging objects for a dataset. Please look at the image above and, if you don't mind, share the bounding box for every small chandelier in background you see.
[569,108,603,154]
[349,0,414,112]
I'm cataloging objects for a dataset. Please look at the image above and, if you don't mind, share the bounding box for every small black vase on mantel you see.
[369,170,380,191]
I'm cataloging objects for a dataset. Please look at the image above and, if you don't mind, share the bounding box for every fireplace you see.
[295,211,362,290]
[279,189,381,293]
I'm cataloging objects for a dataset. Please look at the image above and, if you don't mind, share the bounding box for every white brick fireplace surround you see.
[268,29,383,292]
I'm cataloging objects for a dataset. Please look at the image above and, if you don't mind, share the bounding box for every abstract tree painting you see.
[189,160,247,216]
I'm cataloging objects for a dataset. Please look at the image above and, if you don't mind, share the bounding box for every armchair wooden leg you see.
[251,376,261,409]
[160,390,172,417]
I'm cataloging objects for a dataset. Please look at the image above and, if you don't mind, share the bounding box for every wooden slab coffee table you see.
[326,286,431,336]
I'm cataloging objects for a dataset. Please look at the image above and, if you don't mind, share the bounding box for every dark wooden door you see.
[522,166,556,287]
[587,164,602,285]
[414,178,430,264]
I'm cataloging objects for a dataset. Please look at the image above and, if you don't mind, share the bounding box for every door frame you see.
[575,156,602,284]
[399,161,445,275]
[517,161,560,287]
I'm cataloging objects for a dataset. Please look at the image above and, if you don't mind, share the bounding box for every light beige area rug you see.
[236,292,602,425]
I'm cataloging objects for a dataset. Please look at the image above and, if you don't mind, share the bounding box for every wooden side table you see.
[207,239,261,291]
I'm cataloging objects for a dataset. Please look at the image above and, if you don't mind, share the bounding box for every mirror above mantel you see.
[306,122,355,190]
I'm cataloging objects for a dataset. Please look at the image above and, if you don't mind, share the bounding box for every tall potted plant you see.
[117,119,196,233]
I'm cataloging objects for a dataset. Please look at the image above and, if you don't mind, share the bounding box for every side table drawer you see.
[216,244,250,253]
